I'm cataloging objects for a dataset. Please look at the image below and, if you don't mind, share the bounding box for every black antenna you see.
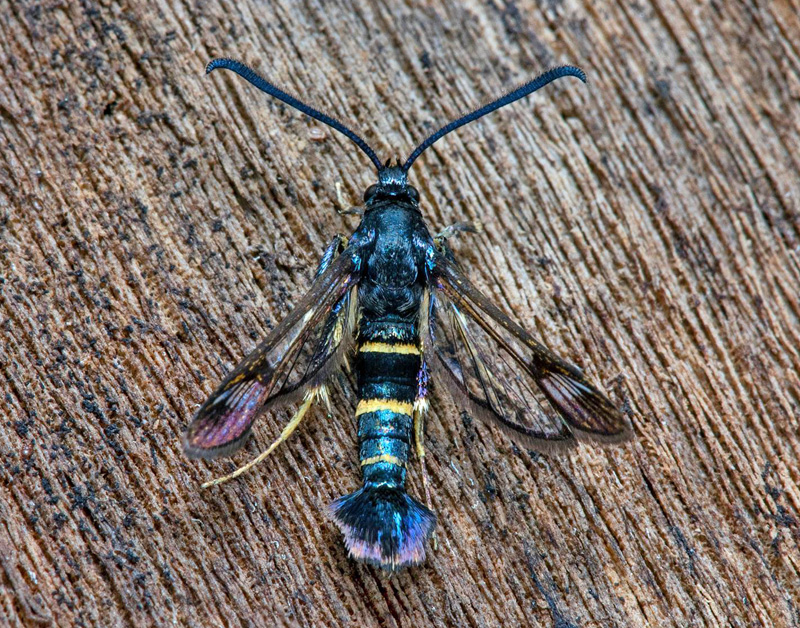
[207,58,384,172]
[402,65,587,172]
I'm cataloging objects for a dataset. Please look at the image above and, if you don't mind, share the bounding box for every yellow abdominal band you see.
[359,342,420,355]
[360,454,405,467]
[355,398,414,417]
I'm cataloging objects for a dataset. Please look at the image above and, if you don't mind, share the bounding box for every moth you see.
[184,58,632,570]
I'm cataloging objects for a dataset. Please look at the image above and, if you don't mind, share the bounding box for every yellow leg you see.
[202,388,318,489]
[414,398,438,551]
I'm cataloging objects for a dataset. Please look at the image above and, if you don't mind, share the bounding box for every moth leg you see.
[334,181,364,216]
[414,361,438,550]
[337,206,364,217]
[435,221,482,243]
[413,400,432,507]
[202,387,321,488]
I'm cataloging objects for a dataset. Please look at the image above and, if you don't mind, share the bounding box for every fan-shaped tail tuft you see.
[330,484,436,570]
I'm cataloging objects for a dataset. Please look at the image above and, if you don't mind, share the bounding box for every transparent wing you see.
[426,288,575,452]
[183,249,360,459]
[426,248,631,451]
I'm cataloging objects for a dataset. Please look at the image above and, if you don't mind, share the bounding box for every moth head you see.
[363,163,420,207]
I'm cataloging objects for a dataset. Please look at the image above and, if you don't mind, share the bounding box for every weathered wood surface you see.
[1,0,798,625]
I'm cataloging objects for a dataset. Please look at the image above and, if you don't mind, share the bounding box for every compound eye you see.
[363,184,378,203]
[407,186,420,203]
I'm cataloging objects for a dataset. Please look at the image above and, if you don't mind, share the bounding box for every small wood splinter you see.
[202,388,321,489]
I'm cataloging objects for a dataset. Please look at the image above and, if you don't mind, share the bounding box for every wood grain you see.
[1,0,798,626]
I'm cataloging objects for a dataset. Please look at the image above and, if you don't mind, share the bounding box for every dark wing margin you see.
[425,249,631,450]
[183,249,360,459]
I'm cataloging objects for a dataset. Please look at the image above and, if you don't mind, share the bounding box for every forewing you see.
[183,250,360,459]
[427,250,631,448]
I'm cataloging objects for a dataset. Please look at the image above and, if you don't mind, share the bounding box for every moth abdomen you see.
[329,332,435,569]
